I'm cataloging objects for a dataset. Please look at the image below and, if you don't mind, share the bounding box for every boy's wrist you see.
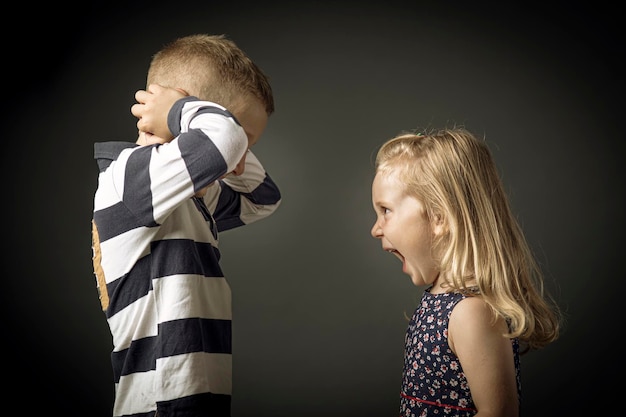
[168,96,197,136]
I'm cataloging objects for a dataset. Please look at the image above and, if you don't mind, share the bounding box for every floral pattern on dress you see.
[399,288,521,417]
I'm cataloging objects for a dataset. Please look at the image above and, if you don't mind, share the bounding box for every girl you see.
[370,128,561,416]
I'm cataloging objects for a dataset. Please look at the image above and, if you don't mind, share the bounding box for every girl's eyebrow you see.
[373,200,389,210]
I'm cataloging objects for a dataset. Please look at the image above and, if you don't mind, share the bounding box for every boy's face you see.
[232,96,268,149]
[226,96,268,179]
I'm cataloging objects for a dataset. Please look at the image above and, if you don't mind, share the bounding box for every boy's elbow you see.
[240,199,281,225]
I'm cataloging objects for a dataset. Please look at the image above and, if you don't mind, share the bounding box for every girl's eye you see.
[383,207,391,215]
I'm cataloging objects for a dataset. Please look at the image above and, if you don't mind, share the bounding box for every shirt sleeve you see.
[203,150,282,232]
[100,98,249,227]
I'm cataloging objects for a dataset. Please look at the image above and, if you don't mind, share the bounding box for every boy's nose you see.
[231,155,247,176]
[232,161,245,176]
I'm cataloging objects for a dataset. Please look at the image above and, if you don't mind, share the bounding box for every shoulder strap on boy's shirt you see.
[94,141,137,172]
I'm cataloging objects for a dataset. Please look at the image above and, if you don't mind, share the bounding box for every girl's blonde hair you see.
[375,127,561,351]
[147,34,274,116]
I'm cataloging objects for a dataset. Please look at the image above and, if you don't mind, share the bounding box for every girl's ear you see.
[432,212,447,236]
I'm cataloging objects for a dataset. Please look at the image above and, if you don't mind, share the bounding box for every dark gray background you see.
[5,2,622,416]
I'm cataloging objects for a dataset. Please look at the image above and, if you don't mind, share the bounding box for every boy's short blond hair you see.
[147,34,274,115]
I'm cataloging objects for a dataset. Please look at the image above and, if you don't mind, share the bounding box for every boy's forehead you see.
[233,99,268,146]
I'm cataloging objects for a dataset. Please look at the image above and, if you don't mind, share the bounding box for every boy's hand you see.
[131,84,187,141]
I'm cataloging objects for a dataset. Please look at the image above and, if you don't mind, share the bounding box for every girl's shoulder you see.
[449,290,507,337]
[452,294,491,319]
[449,287,498,324]
[448,294,510,352]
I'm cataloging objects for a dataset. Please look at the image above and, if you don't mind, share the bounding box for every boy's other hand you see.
[131,84,187,141]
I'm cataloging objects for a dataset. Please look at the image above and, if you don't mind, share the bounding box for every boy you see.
[91,34,281,417]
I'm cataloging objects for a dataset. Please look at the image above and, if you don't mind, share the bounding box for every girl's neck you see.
[429,274,478,294]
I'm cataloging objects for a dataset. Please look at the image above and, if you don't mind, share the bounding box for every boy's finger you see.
[130,103,143,118]
[134,90,149,103]
[147,83,163,93]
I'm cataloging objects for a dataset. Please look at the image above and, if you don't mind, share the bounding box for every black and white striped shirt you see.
[91,97,281,416]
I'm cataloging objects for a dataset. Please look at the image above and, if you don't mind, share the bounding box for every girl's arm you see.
[448,297,520,417]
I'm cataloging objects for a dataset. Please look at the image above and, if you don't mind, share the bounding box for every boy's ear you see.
[175,87,189,96]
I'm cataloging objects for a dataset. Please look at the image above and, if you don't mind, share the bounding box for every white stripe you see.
[112,353,232,416]
[148,143,196,223]
[93,169,121,211]
[157,352,232,399]
[99,227,152,283]
[239,198,281,225]
[114,370,157,416]
[110,148,134,197]
[108,293,157,351]
[154,200,218,245]
[153,275,232,322]
[220,150,265,192]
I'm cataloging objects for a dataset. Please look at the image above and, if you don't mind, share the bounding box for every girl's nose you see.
[371,221,382,239]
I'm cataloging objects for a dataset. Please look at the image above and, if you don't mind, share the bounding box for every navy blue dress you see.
[400,287,521,416]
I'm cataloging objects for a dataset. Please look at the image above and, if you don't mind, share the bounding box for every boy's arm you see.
[204,150,281,232]
[133,83,248,179]
[113,84,248,225]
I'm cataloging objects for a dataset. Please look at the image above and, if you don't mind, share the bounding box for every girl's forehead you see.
[375,167,403,185]
[373,170,407,198]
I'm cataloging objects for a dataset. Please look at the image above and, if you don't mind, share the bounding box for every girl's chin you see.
[409,277,423,287]
[403,264,418,281]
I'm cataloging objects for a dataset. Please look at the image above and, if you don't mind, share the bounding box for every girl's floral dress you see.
[400,287,521,417]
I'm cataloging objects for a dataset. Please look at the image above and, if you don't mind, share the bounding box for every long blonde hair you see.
[375,127,561,351]
[147,34,274,116]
